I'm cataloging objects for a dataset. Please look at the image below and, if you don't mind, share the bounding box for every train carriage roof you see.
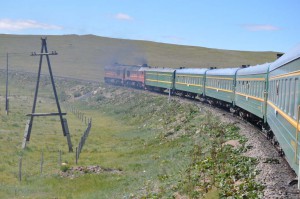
[206,67,239,76]
[237,63,271,76]
[269,44,300,72]
[176,68,209,75]
[143,68,176,72]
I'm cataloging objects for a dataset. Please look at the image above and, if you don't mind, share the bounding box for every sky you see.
[0,0,299,52]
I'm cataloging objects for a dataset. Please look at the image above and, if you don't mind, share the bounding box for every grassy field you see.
[0,34,279,81]
[0,71,264,198]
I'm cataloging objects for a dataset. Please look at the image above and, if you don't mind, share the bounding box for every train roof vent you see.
[241,65,250,68]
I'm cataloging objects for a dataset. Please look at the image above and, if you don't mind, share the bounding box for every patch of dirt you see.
[59,165,122,178]
[222,140,241,149]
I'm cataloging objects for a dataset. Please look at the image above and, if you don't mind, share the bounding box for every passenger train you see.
[104,45,300,178]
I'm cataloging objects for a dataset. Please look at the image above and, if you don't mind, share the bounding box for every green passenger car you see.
[267,45,300,175]
[174,68,209,97]
[235,63,270,121]
[205,68,239,105]
[144,68,176,91]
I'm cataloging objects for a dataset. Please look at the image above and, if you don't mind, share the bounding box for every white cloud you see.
[0,19,63,31]
[114,13,133,21]
[242,24,280,31]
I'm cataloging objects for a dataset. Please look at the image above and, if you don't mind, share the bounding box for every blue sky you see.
[0,0,299,52]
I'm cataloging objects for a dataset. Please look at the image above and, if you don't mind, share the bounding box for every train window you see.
[276,81,279,95]
[257,81,260,97]
[287,79,291,114]
[241,81,244,93]
[256,81,258,97]
[226,80,229,90]
[281,80,285,109]
[127,71,130,77]
[269,81,272,100]
[279,80,282,108]
[254,81,256,96]
[256,82,259,98]
[289,78,295,116]
[270,81,274,101]
[294,78,299,119]
[275,80,279,106]
[273,81,276,102]
[284,79,288,111]
[253,81,255,96]
[283,80,286,108]
[251,81,254,96]
[274,81,277,100]
[260,81,262,97]
[246,81,250,95]
[282,79,285,110]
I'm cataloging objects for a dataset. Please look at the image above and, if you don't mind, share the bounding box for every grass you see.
[0,71,264,198]
[0,34,279,81]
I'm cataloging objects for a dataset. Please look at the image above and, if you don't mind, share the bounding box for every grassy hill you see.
[0,72,262,198]
[0,34,279,81]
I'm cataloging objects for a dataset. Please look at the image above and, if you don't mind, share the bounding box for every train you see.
[104,45,300,178]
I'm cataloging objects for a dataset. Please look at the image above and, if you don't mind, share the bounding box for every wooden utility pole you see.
[22,37,73,152]
[5,53,9,115]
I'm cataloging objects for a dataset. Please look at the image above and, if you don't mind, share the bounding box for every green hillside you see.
[0,34,279,81]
